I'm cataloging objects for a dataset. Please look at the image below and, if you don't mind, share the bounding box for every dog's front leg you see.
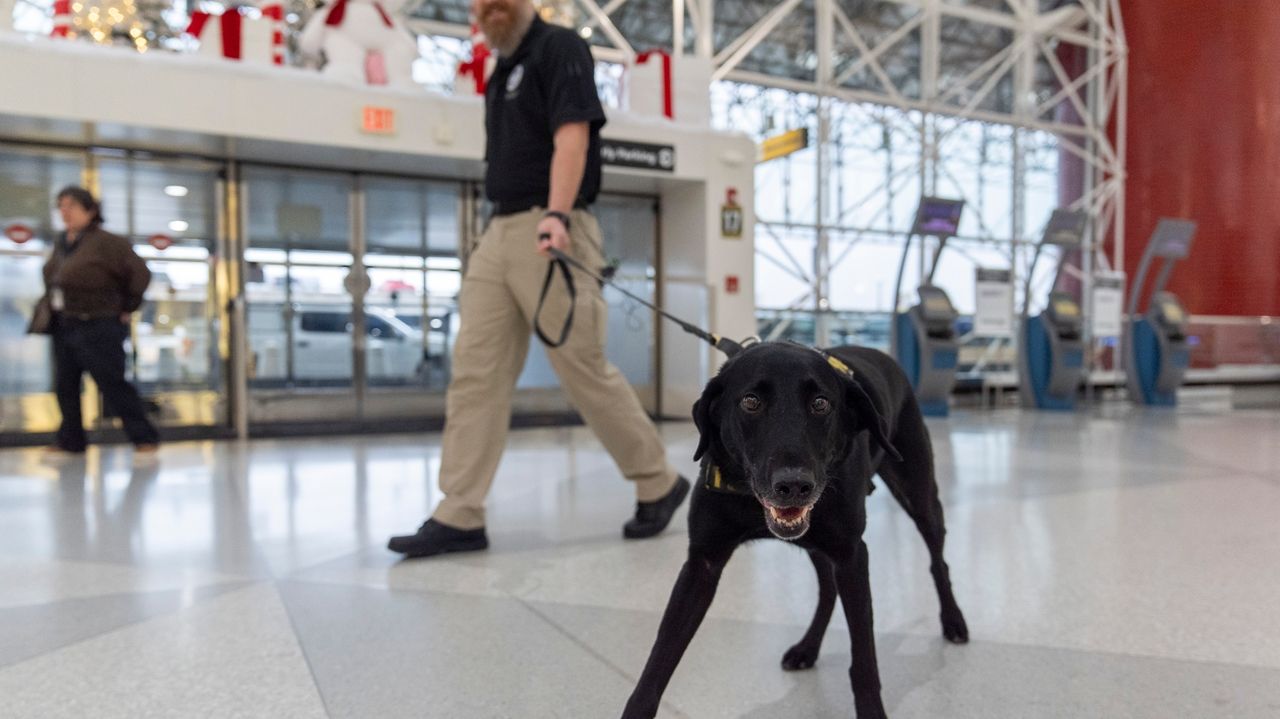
[622,547,732,719]
[833,540,887,718]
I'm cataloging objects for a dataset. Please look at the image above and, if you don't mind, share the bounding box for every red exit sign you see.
[361,106,396,135]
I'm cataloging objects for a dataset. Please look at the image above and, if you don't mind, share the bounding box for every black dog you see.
[622,342,968,719]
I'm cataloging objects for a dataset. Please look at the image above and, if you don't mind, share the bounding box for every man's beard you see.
[480,4,533,56]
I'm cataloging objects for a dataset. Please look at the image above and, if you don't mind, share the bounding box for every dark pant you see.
[53,317,159,452]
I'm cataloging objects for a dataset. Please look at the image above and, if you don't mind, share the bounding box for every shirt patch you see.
[505,64,525,96]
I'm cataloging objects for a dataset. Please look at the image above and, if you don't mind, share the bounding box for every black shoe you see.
[387,519,489,558]
[623,475,691,540]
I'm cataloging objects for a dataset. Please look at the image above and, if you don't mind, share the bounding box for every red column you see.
[1121,0,1280,316]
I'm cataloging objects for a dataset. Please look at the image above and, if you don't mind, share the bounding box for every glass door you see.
[0,146,83,437]
[242,167,359,425]
[96,154,228,431]
[357,178,464,420]
[510,193,661,415]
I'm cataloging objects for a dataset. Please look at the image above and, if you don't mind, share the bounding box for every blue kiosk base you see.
[1024,316,1083,411]
[895,313,956,418]
[1131,319,1188,407]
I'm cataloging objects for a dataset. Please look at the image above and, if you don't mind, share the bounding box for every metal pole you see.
[814,0,834,347]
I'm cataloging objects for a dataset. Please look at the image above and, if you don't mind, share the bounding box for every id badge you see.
[51,287,65,311]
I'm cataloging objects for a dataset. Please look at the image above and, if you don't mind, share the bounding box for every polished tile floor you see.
[2,404,1279,718]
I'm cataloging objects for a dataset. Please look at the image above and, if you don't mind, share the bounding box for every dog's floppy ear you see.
[691,377,724,462]
[844,375,902,462]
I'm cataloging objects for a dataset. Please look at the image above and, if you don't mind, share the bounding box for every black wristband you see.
[543,210,571,232]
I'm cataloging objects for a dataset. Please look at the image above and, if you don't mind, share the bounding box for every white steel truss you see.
[404,0,1126,354]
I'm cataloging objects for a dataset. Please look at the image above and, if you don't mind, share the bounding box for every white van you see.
[249,304,441,383]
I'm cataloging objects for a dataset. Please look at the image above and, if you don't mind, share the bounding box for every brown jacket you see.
[42,226,151,318]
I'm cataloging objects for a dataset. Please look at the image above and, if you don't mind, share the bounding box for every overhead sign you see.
[600,139,675,172]
[758,128,808,163]
[148,233,173,251]
[360,105,397,136]
[973,267,1013,338]
[4,223,34,244]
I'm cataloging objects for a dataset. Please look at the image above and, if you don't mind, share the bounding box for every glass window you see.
[364,178,461,390]
[96,156,222,393]
[300,312,352,334]
[245,168,355,389]
[515,193,657,407]
[0,148,82,402]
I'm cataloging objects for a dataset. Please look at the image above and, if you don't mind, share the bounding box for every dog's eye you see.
[811,397,831,415]
[739,394,762,414]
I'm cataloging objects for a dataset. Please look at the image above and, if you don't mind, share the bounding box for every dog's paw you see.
[941,608,969,644]
[780,643,820,671]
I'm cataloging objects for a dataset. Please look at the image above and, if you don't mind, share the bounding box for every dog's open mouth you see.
[762,503,814,540]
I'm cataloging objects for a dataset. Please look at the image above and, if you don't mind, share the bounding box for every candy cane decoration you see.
[259,2,284,65]
[50,0,73,38]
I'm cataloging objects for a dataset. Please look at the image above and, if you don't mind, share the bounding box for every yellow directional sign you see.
[759,128,809,163]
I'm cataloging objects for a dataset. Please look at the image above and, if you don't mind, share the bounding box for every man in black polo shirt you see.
[389,0,690,558]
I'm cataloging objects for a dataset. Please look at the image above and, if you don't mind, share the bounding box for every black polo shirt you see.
[483,16,606,208]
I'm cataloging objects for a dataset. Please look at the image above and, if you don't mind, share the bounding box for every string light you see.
[68,0,150,51]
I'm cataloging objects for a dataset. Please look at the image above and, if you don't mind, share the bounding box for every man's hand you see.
[536,214,570,258]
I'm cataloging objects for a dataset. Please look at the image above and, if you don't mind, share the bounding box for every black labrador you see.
[622,342,968,719]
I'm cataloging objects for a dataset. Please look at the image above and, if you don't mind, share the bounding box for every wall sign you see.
[1093,271,1125,338]
[720,187,743,238]
[361,105,397,136]
[4,223,34,244]
[148,233,173,251]
[600,139,675,172]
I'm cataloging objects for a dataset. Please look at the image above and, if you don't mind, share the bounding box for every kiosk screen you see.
[1158,301,1185,326]
[914,198,965,237]
[918,286,956,319]
[1052,298,1080,319]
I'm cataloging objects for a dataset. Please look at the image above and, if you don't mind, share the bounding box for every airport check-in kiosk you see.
[1019,209,1088,410]
[1125,219,1196,406]
[891,197,965,417]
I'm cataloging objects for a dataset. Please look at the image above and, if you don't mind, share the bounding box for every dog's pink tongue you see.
[774,507,805,521]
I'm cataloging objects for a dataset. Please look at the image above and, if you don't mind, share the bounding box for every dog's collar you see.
[700,461,752,496]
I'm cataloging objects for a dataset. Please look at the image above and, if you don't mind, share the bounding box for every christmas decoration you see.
[50,0,72,37]
[625,51,713,125]
[297,0,417,88]
[185,2,284,65]
[455,23,491,95]
[536,0,576,28]
[74,0,148,50]
[635,50,672,119]
[49,0,178,51]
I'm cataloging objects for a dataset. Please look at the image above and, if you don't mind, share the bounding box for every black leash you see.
[534,239,744,358]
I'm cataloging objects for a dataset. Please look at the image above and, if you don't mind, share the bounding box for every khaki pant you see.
[431,208,679,529]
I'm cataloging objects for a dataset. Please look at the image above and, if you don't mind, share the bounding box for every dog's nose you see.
[771,468,815,500]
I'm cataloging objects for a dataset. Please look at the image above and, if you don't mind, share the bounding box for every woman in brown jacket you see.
[42,186,159,456]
